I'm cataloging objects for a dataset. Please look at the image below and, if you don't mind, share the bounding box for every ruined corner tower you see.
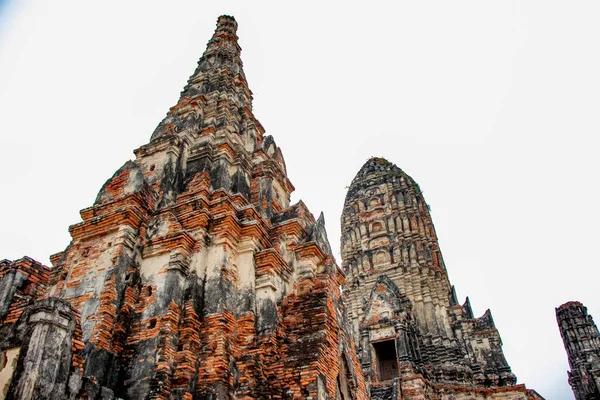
[0,16,367,400]
[341,157,542,399]
[557,301,600,400]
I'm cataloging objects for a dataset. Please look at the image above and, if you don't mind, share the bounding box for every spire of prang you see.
[150,14,256,143]
[198,15,244,77]
[134,15,286,210]
[181,15,249,103]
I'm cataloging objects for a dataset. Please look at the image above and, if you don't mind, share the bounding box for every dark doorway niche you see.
[372,339,398,381]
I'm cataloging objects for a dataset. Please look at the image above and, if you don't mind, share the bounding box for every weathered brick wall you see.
[0,15,543,400]
[0,258,49,325]
[0,15,369,400]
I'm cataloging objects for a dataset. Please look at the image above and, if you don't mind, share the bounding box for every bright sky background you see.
[1,1,599,398]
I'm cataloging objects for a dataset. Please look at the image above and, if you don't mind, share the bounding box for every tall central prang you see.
[0,16,367,400]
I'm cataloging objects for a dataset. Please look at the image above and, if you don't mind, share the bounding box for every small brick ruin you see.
[0,15,543,400]
[557,302,600,400]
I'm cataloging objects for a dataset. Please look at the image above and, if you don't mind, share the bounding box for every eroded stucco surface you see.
[0,15,543,400]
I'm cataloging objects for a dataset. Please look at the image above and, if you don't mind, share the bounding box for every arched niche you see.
[370,221,384,234]
[363,275,412,325]
[373,249,390,267]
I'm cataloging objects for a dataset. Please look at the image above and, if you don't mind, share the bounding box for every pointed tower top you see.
[150,14,251,142]
[202,15,242,70]
[345,157,420,203]
[218,14,236,24]
[182,14,247,95]
[215,15,237,34]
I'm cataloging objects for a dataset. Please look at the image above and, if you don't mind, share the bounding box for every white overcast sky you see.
[1,1,599,398]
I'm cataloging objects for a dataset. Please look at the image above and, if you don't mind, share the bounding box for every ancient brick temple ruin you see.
[340,158,542,400]
[0,16,365,400]
[0,15,543,400]
[557,302,600,400]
